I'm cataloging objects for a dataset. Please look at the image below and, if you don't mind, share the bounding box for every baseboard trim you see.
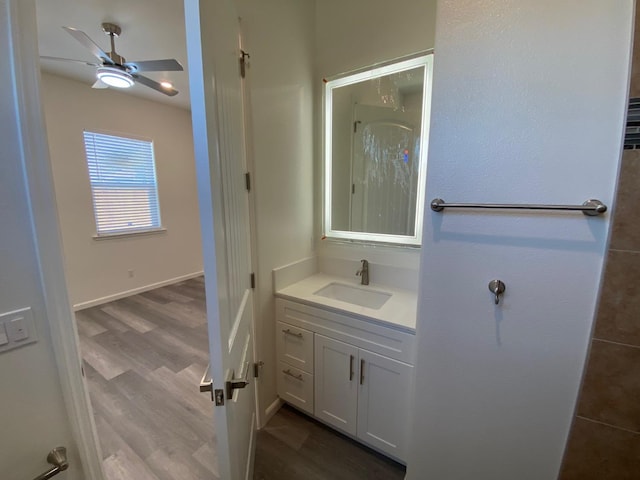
[73,271,204,311]
[262,397,283,427]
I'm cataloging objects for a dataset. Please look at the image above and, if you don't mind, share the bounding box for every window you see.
[83,131,162,236]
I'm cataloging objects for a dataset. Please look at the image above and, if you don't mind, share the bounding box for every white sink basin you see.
[313,282,392,310]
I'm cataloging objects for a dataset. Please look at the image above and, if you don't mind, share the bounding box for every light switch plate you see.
[7,316,29,341]
[0,307,37,354]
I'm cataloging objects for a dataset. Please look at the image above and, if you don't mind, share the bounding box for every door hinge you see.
[214,389,225,406]
[240,50,250,78]
[81,365,85,377]
[352,183,355,194]
[254,361,264,378]
[245,172,251,192]
[250,273,256,289]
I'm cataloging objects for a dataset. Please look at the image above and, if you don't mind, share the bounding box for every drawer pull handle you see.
[360,359,365,385]
[349,354,354,381]
[282,328,303,338]
[283,369,303,381]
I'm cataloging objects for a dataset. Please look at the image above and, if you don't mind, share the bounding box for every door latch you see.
[214,389,225,406]
[225,361,251,399]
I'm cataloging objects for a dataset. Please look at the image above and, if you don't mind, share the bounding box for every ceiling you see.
[36,0,191,110]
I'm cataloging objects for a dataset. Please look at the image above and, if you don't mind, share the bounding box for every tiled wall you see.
[560,13,640,477]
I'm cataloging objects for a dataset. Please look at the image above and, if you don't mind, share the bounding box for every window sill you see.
[92,227,167,241]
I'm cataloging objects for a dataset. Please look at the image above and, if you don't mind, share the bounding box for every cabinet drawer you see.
[277,321,314,373]
[277,361,313,414]
[276,299,416,364]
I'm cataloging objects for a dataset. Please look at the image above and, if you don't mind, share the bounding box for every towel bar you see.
[430,198,607,216]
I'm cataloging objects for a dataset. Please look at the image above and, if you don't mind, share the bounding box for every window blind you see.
[83,131,162,235]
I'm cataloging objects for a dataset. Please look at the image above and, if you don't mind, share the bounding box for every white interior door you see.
[185,1,256,479]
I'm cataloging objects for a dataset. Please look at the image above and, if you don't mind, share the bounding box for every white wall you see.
[315,0,437,78]
[315,0,437,268]
[236,0,316,421]
[40,73,203,308]
[0,1,83,478]
[407,1,633,478]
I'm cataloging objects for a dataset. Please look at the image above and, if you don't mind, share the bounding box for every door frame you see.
[9,0,262,478]
[8,0,106,478]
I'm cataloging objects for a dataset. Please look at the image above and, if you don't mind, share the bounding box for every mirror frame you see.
[323,53,433,246]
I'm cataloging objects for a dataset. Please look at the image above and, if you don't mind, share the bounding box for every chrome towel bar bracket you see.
[33,447,68,480]
[430,198,607,216]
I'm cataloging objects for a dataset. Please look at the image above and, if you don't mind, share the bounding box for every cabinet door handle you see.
[282,369,303,381]
[282,328,303,338]
[360,359,365,385]
[349,354,354,381]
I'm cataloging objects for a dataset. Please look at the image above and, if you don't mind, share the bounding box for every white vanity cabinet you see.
[275,298,415,463]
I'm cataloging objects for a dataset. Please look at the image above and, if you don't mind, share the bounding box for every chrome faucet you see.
[356,259,369,285]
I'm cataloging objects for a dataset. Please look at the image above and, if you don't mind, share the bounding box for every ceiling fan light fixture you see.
[96,66,134,89]
[160,81,173,89]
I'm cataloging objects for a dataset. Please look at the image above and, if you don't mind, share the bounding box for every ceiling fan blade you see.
[40,55,99,67]
[62,26,114,65]
[132,74,179,97]
[124,59,184,72]
[91,79,108,89]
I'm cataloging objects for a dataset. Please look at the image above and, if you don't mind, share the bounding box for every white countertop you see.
[275,273,417,332]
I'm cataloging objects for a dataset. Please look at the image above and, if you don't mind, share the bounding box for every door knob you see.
[488,280,506,305]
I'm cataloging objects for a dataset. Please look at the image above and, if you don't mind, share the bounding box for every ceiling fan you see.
[41,22,183,97]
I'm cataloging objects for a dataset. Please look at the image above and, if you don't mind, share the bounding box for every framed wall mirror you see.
[323,53,433,246]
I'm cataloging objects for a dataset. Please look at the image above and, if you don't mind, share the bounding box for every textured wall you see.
[407,0,632,478]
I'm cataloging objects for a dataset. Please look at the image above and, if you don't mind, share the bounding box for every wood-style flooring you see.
[77,277,218,480]
[255,404,407,480]
[78,277,406,480]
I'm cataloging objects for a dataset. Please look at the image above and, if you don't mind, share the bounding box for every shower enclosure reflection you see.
[324,53,433,245]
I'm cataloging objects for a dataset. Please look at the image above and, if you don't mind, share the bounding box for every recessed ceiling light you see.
[96,66,134,89]
[160,81,173,89]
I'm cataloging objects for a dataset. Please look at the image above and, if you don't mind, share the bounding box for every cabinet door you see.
[357,349,413,461]
[314,334,359,436]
